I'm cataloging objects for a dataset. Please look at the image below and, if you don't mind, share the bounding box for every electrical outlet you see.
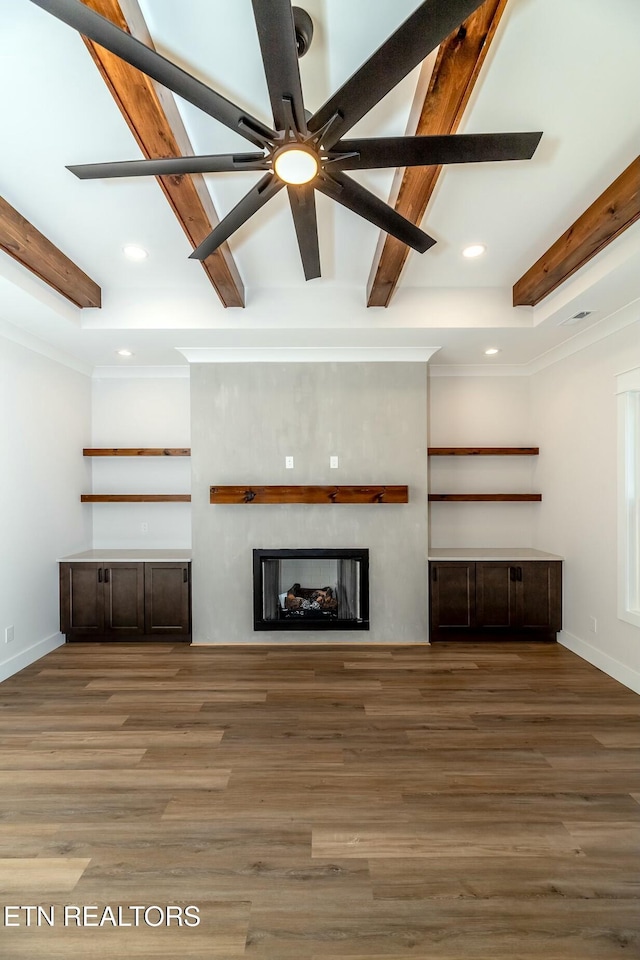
[140,522,149,534]
[5,625,14,644]
[285,456,294,469]
[330,456,339,469]
[588,616,597,633]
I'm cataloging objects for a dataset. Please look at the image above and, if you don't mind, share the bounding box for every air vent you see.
[558,310,594,326]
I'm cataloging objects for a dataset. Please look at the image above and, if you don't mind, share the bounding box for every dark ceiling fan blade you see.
[67,153,268,179]
[308,0,485,150]
[327,132,544,170]
[189,173,284,261]
[316,172,435,253]
[30,0,275,148]
[287,184,321,280]
[251,0,306,133]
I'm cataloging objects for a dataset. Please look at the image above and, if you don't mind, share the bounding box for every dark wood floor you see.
[0,641,639,958]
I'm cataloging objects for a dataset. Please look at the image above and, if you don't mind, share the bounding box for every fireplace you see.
[253,549,369,631]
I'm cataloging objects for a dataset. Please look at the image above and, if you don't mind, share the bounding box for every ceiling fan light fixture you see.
[462,243,486,259]
[273,146,319,185]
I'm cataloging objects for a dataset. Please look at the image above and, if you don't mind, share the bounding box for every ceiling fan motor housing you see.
[293,7,314,57]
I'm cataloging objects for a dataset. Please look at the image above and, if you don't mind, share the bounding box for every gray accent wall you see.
[190,362,428,643]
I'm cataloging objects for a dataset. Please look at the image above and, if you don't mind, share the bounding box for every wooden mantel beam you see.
[0,196,101,308]
[513,156,640,307]
[367,0,509,308]
[80,0,245,308]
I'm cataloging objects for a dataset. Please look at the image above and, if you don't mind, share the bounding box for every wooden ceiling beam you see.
[0,196,101,308]
[80,0,245,308]
[366,0,509,308]
[513,156,640,307]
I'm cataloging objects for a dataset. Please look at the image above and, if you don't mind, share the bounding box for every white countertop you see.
[58,549,192,562]
[428,548,563,561]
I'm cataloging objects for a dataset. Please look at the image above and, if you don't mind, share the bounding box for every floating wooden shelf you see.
[429,493,542,502]
[428,447,539,456]
[83,448,191,456]
[81,494,191,503]
[210,485,408,504]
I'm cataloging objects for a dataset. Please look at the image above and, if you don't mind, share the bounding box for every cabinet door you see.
[476,563,519,628]
[103,563,145,636]
[60,563,104,635]
[144,562,191,636]
[430,563,476,631]
[519,561,562,632]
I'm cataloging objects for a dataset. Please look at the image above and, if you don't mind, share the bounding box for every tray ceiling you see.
[0,0,638,370]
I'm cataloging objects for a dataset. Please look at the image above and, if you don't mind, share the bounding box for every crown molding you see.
[177,346,440,364]
[0,319,91,376]
[428,364,529,378]
[527,299,640,374]
[91,365,190,379]
[430,300,640,378]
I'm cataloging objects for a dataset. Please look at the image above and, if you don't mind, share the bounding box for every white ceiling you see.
[1,0,639,373]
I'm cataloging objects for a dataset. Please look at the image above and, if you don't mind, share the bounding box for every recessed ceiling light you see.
[123,244,148,261]
[462,244,486,259]
[116,349,134,357]
[484,348,500,356]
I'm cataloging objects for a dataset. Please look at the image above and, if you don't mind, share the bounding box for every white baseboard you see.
[0,632,65,683]
[558,630,640,695]
[191,639,430,646]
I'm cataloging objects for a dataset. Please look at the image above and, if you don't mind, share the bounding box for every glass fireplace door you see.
[253,549,369,631]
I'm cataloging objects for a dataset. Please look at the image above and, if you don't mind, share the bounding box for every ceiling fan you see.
[31,0,542,280]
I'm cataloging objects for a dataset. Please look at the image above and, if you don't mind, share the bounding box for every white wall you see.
[0,335,91,681]
[531,307,640,692]
[91,376,191,548]
[428,375,537,548]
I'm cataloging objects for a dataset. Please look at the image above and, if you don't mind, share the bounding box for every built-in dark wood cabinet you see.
[518,562,562,631]
[144,562,191,637]
[430,562,476,630]
[430,560,561,641]
[59,562,106,637]
[60,561,190,642]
